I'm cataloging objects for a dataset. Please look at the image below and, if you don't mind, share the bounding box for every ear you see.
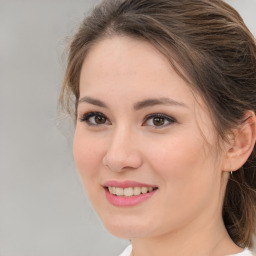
[222,111,256,172]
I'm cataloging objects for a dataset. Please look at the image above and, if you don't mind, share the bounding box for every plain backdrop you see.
[0,0,256,255]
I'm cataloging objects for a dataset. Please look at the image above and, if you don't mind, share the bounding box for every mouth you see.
[105,186,158,197]
[103,181,158,207]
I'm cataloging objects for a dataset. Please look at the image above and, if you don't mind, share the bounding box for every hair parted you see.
[59,0,256,248]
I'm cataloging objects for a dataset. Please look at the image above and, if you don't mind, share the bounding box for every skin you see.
[73,36,246,256]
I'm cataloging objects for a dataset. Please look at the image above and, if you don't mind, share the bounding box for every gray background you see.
[0,0,255,255]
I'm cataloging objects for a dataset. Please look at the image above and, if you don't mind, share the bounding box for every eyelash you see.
[79,112,176,128]
[79,112,110,126]
[143,113,176,128]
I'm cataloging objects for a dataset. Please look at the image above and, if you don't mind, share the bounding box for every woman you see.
[59,0,256,255]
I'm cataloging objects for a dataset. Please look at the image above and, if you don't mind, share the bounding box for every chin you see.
[106,225,149,240]
[100,213,160,239]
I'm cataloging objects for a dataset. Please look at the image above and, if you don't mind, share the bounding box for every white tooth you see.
[133,187,141,196]
[141,187,148,194]
[124,187,133,197]
[115,187,124,196]
[108,186,154,196]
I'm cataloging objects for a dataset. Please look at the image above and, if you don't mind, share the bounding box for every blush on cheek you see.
[73,131,106,184]
[73,137,92,172]
[154,137,204,175]
[74,146,96,171]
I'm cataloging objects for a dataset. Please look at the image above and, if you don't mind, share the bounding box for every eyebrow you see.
[78,96,188,110]
[134,97,188,110]
[78,96,108,108]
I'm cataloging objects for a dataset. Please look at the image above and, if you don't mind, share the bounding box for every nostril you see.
[102,150,143,172]
[102,155,109,167]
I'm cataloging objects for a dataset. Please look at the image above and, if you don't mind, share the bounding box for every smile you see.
[107,186,156,197]
[103,181,158,207]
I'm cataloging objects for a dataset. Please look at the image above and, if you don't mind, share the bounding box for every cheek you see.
[147,132,206,176]
[146,131,218,202]
[73,128,104,183]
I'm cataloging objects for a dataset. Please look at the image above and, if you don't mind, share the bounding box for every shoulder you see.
[118,245,132,256]
[117,246,254,256]
[227,248,255,256]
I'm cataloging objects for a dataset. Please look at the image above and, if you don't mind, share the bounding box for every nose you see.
[102,127,143,172]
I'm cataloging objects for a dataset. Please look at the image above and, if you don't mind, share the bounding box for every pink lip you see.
[103,180,158,207]
[103,180,157,188]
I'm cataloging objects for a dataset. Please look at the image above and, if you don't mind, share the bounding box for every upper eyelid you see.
[144,113,176,121]
[79,111,109,122]
[79,111,106,117]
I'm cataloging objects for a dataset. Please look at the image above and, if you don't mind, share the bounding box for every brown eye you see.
[95,115,106,124]
[80,112,110,126]
[152,117,165,126]
[143,113,176,128]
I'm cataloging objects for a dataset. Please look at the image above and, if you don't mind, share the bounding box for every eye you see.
[79,112,111,126]
[143,113,176,128]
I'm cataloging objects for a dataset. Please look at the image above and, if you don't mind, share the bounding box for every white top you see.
[118,245,254,256]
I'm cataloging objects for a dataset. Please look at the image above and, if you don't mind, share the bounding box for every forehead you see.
[82,36,170,80]
[80,36,193,100]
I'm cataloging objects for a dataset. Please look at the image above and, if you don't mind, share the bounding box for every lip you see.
[103,180,158,207]
[103,180,157,188]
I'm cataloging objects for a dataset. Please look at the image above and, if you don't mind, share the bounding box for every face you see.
[74,36,226,239]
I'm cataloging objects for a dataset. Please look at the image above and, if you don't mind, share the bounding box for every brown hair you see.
[59,0,256,248]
